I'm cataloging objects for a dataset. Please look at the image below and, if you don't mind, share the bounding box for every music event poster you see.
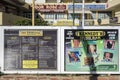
[4,29,57,70]
[65,29,119,72]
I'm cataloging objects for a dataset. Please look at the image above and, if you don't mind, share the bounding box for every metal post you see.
[73,0,75,26]
[32,0,35,26]
[82,0,85,27]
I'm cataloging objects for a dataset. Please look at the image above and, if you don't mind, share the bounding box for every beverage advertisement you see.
[64,29,119,72]
[4,29,57,71]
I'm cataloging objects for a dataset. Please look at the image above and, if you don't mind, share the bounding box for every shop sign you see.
[35,4,66,12]
[68,4,106,10]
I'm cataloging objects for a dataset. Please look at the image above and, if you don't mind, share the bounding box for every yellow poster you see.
[19,30,43,36]
[22,60,38,69]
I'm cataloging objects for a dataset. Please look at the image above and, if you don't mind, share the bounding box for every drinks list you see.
[4,29,57,70]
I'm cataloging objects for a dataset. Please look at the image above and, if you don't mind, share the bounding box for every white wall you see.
[0,27,2,69]
[25,0,61,4]
[25,0,45,4]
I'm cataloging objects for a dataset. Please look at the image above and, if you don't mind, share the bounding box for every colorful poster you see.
[64,29,119,72]
[4,29,57,70]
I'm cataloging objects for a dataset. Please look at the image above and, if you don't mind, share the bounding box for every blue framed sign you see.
[68,4,106,10]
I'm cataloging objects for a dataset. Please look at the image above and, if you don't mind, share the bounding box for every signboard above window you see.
[35,4,66,12]
[68,4,106,11]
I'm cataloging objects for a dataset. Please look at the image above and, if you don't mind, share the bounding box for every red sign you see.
[35,4,66,12]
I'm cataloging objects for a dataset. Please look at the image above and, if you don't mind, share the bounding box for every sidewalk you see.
[0,74,120,80]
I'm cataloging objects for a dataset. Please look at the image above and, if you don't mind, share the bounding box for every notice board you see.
[2,27,60,74]
[1,26,120,74]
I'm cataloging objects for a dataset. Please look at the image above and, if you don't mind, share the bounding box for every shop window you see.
[98,12,112,19]
[57,14,65,19]
[23,13,32,18]
[45,14,55,19]
[92,12,96,19]
[68,14,80,19]
[35,13,39,18]
[61,0,72,3]
[85,14,87,19]
[45,13,65,20]
[61,0,82,3]
[46,0,57,3]
[74,0,82,3]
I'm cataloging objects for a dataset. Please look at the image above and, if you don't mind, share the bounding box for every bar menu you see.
[4,29,57,70]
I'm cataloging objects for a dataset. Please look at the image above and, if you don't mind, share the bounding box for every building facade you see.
[107,0,120,24]
[25,0,117,26]
[0,0,31,25]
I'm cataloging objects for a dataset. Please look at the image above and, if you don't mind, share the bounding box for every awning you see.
[36,9,67,13]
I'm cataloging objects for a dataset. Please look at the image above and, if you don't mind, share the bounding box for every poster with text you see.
[4,29,57,71]
[65,29,119,72]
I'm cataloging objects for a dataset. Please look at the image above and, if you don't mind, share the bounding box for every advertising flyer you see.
[4,29,57,70]
[64,29,119,72]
